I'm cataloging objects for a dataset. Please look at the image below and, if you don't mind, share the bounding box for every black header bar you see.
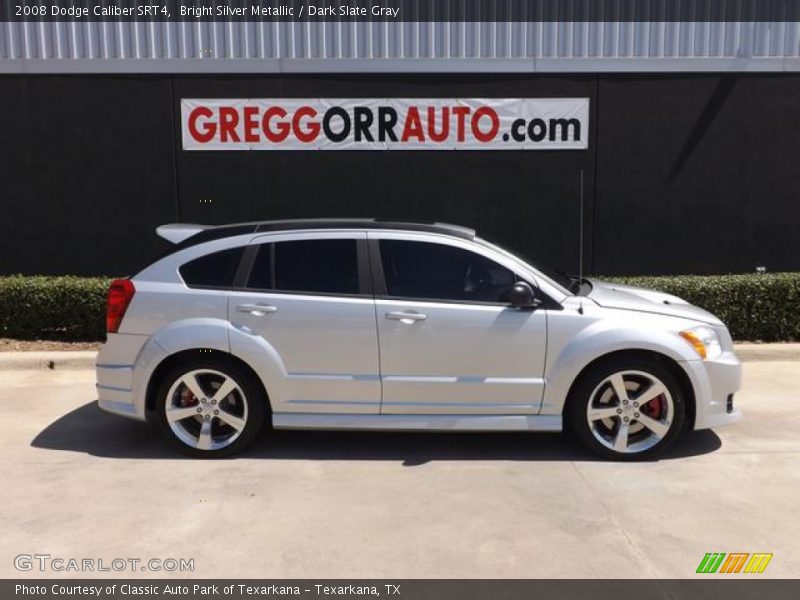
[3,0,800,23]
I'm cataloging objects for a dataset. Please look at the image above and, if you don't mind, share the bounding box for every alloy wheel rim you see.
[586,370,674,454]
[165,369,248,451]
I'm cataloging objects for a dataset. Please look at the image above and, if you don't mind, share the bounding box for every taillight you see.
[106,278,135,333]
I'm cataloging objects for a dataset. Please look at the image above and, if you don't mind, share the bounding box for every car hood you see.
[586,278,723,326]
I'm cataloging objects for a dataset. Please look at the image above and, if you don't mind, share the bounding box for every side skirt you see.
[272,413,562,432]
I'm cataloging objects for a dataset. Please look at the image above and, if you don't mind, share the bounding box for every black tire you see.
[154,355,267,458]
[566,356,686,461]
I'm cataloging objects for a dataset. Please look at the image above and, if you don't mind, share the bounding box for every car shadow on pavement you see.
[32,400,723,464]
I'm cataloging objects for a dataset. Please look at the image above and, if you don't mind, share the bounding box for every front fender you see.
[540,319,701,416]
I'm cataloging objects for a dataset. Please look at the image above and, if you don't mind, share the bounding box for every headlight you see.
[679,326,723,360]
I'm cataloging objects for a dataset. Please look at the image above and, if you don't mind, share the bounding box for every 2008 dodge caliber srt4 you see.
[97,219,741,460]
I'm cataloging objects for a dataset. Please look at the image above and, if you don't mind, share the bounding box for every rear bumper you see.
[96,333,152,422]
[681,351,742,430]
[97,397,141,419]
[97,370,146,421]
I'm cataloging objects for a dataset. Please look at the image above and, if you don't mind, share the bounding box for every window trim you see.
[233,244,259,289]
[237,234,372,298]
[368,235,557,308]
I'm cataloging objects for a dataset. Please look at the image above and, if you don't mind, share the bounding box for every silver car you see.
[97,220,741,460]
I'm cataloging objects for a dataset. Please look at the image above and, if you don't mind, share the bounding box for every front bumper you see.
[681,350,742,430]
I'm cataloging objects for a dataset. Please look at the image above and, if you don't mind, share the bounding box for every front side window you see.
[247,239,360,295]
[379,240,517,303]
[179,246,244,289]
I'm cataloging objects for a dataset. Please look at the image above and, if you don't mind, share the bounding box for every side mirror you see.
[509,281,540,309]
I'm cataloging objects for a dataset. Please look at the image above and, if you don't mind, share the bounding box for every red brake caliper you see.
[180,386,197,407]
[643,395,664,419]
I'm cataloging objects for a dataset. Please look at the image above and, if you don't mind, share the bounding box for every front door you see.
[371,234,548,415]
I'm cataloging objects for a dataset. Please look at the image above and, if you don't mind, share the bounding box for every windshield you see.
[475,237,590,296]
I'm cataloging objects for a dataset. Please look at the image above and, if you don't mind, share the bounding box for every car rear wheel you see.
[567,357,686,460]
[155,357,266,457]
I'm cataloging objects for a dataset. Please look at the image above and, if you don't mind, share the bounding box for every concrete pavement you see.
[0,351,97,371]
[1,359,798,578]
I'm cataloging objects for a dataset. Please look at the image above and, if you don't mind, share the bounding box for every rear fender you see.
[132,318,231,416]
[228,324,290,411]
[136,318,289,415]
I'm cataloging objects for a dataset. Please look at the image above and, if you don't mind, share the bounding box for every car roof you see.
[168,219,477,251]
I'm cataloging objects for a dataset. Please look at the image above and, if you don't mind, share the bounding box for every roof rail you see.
[432,222,476,238]
[157,218,477,250]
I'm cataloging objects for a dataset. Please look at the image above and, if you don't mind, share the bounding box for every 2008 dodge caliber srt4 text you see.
[96,219,741,460]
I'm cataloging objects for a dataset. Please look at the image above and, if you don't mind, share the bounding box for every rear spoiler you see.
[156,223,212,244]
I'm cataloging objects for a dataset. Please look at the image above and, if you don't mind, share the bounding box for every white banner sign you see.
[181,98,589,151]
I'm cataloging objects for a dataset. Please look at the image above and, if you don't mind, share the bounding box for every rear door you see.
[370,233,548,415]
[229,231,380,414]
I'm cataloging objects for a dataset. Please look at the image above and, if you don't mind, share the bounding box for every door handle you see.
[385,311,427,324]
[236,303,277,316]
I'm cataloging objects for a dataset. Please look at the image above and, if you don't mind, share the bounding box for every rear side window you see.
[179,247,244,289]
[247,239,360,295]
[379,240,516,303]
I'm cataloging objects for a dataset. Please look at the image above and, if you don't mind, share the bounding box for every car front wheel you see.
[155,357,266,457]
[567,358,686,460]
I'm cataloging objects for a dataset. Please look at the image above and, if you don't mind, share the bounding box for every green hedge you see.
[0,273,798,342]
[607,273,800,342]
[0,276,110,341]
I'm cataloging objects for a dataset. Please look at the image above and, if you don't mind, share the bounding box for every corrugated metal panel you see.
[1,20,799,71]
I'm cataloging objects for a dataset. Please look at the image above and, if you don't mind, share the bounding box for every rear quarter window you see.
[179,246,244,289]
